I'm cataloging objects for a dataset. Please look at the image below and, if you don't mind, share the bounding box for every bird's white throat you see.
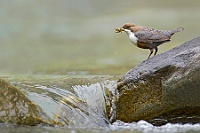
[124,29,138,46]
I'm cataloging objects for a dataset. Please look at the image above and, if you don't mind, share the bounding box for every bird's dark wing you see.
[135,28,170,47]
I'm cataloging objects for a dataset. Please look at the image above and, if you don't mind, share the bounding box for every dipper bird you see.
[115,23,184,59]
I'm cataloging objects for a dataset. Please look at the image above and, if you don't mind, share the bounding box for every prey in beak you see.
[115,28,124,33]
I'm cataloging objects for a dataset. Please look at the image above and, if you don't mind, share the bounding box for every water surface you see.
[0,0,199,75]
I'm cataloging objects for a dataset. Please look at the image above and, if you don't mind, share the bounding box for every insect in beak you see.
[115,28,124,33]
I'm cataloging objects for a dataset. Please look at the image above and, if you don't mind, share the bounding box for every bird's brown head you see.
[122,23,137,30]
[115,23,138,33]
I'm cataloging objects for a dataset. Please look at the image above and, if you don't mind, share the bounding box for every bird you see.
[115,23,184,59]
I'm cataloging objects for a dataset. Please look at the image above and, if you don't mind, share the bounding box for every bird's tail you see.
[172,27,184,33]
[165,27,184,37]
[168,27,184,36]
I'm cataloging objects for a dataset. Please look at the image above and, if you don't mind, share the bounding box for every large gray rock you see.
[115,36,200,125]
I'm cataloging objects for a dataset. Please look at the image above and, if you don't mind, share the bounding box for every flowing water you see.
[1,0,200,132]
[2,122,200,133]
[1,75,200,133]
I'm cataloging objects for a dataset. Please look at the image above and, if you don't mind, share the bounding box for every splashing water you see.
[18,80,117,128]
[2,77,200,133]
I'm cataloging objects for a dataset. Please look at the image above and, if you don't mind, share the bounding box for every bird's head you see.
[115,23,137,33]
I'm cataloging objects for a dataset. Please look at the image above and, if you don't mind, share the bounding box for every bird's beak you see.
[115,28,124,33]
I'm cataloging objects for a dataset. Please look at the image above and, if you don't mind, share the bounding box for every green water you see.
[0,0,199,75]
[1,0,200,132]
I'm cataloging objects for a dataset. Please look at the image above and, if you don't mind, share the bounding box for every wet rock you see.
[0,79,52,125]
[115,36,200,125]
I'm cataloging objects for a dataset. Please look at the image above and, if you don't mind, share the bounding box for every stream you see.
[0,76,200,133]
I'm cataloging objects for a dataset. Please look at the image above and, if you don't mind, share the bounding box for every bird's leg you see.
[154,47,158,56]
[148,49,154,59]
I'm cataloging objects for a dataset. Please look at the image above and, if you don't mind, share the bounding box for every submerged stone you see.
[115,36,200,126]
[0,79,52,125]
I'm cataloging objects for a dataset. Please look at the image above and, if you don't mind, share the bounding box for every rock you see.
[0,79,52,125]
[115,36,200,126]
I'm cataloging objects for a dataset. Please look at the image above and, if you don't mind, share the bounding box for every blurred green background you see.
[0,0,199,75]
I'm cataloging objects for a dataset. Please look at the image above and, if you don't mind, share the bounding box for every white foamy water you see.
[110,120,200,133]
